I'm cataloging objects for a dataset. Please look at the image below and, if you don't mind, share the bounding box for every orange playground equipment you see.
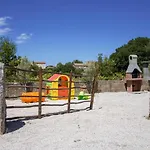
[46,74,75,100]
[21,92,46,103]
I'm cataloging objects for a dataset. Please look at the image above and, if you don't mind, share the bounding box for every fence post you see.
[24,72,26,92]
[38,67,43,119]
[90,76,96,110]
[149,92,150,119]
[0,63,6,134]
[67,71,72,113]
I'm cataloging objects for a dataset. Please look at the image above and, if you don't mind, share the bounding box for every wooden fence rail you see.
[5,65,97,121]
[6,106,90,121]
[6,85,87,91]
[6,94,91,99]
[7,100,90,109]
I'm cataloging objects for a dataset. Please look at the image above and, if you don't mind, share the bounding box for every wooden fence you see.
[5,65,97,121]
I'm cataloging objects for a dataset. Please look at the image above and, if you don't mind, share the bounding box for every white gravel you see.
[0,92,150,150]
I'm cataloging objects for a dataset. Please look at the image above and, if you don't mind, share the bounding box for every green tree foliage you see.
[110,37,150,72]
[82,61,96,93]
[30,62,40,78]
[42,66,53,80]
[96,53,117,78]
[16,56,31,83]
[53,62,64,73]
[0,36,21,81]
[83,62,97,80]
[83,54,102,82]
[3,36,150,82]
[64,62,75,73]
[53,60,84,75]
[0,37,17,65]
[16,57,39,83]
[72,59,83,63]
[43,72,52,80]
[82,56,102,93]
[53,62,76,74]
[17,56,31,70]
[83,53,124,81]
[74,68,84,76]
[100,57,116,77]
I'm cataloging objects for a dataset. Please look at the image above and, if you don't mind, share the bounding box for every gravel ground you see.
[0,92,150,150]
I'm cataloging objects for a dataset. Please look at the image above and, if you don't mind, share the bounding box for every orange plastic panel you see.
[21,92,45,103]
[58,86,68,100]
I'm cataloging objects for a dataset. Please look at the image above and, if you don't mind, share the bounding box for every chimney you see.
[126,55,142,75]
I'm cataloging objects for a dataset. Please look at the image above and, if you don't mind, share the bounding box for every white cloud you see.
[0,16,12,27]
[0,16,12,35]
[15,40,24,44]
[0,16,33,44]
[0,28,11,35]
[17,33,32,40]
[16,33,33,44]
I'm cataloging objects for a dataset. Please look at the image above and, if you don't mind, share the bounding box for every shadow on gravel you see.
[6,120,25,133]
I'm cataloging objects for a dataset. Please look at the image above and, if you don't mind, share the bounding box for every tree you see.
[53,62,76,74]
[0,36,18,65]
[82,54,101,93]
[16,56,32,83]
[16,57,39,83]
[43,65,54,79]
[72,59,83,63]
[53,62,64,73]
[29,62,40,78]
[83,53,123,81]
[97,53,103,64]
[82,61,96,93]
[100,56,116,77]
[64,62,75,73]
[110,37,150,72]
[74,68,84,76]
[0,36,21,81]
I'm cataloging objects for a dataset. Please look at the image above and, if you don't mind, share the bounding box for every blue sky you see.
[0,0,150,66]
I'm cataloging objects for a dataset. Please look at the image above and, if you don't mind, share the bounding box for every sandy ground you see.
[0,92,150,150]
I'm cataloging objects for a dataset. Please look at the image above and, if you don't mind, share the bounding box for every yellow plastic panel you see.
[51,81,58,100]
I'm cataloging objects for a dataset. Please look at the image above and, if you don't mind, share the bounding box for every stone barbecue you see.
[125,55,142,92]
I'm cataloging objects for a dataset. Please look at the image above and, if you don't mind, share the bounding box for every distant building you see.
[46,65,55,69]
[73,63,88,69]
[73,61,96,69]
[34,61,46,69]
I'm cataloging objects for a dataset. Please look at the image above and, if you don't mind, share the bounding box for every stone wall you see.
[97,80,126,92]
[97,80,150,92]
[141,80,150,91]
[5,82,86,98]
[5,80,150,98]
[5,82,46,98]
[0,63,6,134]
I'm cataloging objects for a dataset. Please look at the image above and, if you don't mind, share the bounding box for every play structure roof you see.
[48,74,61,81]
[48,74,69,81]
